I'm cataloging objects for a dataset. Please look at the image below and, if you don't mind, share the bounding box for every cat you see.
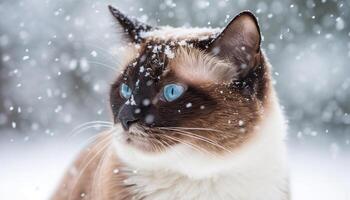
[52,5,289,200]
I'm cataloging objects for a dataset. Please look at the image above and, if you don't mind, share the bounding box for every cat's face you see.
[109,6,271,156]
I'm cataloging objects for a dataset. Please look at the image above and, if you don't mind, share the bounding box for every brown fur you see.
[108,41,271,154]
[53,6,278,199]
[52,133,134,200]
[53,49,272,200]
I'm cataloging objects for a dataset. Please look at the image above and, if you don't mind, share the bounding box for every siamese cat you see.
[52,5,289,200]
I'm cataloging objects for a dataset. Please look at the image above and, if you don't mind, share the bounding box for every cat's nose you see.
[120,116,138,130]
[118,105,138,130]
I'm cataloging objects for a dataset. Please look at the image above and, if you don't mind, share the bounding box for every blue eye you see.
[120,83,132,99]
[163,84,185,102]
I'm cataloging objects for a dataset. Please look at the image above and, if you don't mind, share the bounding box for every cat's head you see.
[108,6,275,164]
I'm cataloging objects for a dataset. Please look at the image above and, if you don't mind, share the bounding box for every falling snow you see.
[0,0,349,199]
[90,50,98,57]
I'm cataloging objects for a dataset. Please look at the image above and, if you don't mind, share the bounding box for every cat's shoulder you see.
[51,132,128,200]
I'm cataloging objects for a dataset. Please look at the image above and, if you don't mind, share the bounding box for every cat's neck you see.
[120,157,288,200]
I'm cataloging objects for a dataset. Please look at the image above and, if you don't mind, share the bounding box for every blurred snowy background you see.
[0,0,349,199]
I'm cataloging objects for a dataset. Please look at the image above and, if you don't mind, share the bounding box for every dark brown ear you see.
[108,5,153,43]
[208,11,261,79]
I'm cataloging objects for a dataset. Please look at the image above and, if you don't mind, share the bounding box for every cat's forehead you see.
[123,43,170,82]
[120,26,234,84]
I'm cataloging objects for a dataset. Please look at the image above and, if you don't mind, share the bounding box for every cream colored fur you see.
[170,47,237,84]
[112,91,289,200]
[111,25,289,200]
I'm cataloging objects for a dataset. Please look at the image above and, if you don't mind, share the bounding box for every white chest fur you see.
[124,159,288,200]
[113,102,289,200]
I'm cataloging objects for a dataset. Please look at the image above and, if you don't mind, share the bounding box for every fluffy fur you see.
[52,6,289,200]
[113,98,289,200]
[52,97,289,200]
[170,47,237,84]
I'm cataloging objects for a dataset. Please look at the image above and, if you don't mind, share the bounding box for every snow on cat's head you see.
[108,6,282,177]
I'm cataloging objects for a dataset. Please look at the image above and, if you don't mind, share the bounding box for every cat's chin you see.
[115,124,165,153]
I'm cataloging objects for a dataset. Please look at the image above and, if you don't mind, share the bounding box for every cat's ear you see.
[208,11,261,79]
[108,5,153,43]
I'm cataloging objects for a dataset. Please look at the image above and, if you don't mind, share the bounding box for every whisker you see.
[148,137,163,153]
[76,130,109,146]
[70,121,113,134]
[164,126,226,134]
[92,143,112,198]
[68,121,113,139]
[68,132,114,200]
[159,127,232,154]
[86,60,119,72]
[72,41,120,64]
[159,134,217,158]
[153,135,189,170]
[69,124,113,139]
